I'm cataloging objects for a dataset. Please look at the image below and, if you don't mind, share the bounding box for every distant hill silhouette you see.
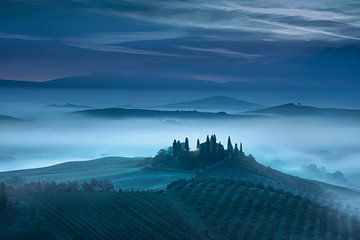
[47,103,93,109]
[73,107,261,120]
[0,115,32,126]
[0,74,249,90]
[249,103,360,119]
[155,96,262,111]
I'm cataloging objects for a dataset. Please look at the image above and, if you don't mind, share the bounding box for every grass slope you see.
[168,178,360,240]
[8,191,207,240]
[3,179,359,240]
[0,157,193,190]
[199,156,325,198]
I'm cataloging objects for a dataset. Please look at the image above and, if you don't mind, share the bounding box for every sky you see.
[0,0,360,90]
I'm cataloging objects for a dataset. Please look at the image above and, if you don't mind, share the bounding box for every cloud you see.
[63,31,187,45]
[62,31,186,56]
[65,43,179,57]
[0,32,50,41]
[88,0,360,42]
[210,3,352,22]
[295,164,349,186]
[184,74,249,83]
[178,46,261,59]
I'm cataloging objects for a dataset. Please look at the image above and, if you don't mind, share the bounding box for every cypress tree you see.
[227,136,233,159]
[206,135,210,155]
[227,137,233,152]
[211,135,217,154]
[240,142,243,154]
[172,139,177,156]
[196,139,200,150]
[184,137,190,152]
[234,143,239,156]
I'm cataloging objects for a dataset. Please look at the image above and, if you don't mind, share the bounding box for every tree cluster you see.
[154,135,244,170]
[9,179,114,194]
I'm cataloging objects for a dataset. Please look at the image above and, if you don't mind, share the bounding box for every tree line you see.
[154,135,245,170]
[0,179,115,208]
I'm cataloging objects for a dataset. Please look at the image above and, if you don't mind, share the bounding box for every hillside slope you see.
[0,157,193,190]
[156,96,262,111]
[10,192,207,240]
[73,107,259,119]
[3,179,360,240]
[167,178,360,240]
[199,155,325,197]
[250,103,360,119]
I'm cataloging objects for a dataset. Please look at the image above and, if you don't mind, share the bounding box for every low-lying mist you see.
[1,107,360,187]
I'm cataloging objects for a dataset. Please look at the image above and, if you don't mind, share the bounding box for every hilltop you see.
[0,75,247,90]
[73,107,261,120]
[151,135,324,197]
[47,103,93,109]
[250,103,360,119]
[0,157,193,191]
[155,96,262,112]
[1,136,360,239]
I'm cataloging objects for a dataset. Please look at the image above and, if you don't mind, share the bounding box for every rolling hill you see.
[73,107,261,120]
[167,178,360,240]
[2,191,207,240]
[1,138,360,239]
[0,75,248,90]
[155,96,262,112]
[250,103,360,119]
[2,178,359,240]
[198,154,325,198]
[0,114,34,128]
[0,157,193,190]
[46,103,93,109]
[0,115,28,123]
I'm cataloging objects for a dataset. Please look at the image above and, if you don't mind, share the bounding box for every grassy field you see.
[0,157,193,190]
[168,178,360,240]
[3,191,206,240]
[2,178,360,240]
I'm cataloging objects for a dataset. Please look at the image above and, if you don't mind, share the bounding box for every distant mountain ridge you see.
[0,75,247,90]
[73,107,261,119]
[0,115,31,124]
[155,96,262,111]
[47,103,93,109]
[250,103,360,119]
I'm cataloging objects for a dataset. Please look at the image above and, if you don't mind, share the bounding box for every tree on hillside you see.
[205,135,211,157]
[210,135,217,154]
[0,182,8,210]
[227,136,233,158]
[196,139,200,150]
[234,143,239,156]
[227,137,233,151]
[184,137,190,152]
[172,139,178,156]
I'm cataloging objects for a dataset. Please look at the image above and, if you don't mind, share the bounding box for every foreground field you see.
[168,179,360,240]
[3,191,206,240]
[2,178,360,240]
